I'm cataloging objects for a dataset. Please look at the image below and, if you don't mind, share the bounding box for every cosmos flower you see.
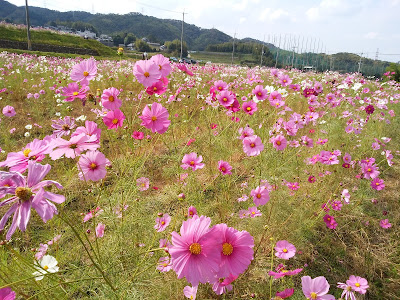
[70,59,97,86]
[181,153,205,171]
[139,103,171,134]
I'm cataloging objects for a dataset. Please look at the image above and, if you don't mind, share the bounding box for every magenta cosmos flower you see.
[71,120,102,144]
[242,101,258,115]
[0,287,16,300]
[139,103,171,134]
[218,160,232,175]
[301,276,335,300]
[275,240,296,260]
[78,151,110,181]
[268,268,303,279]
[276,288,294,299]
[0,138,52,173]
[50,133,99,160]
[370,177,385,190]
[62,82,89,102]
[70,59,97,86]
[252,85,268,101]
[101,87,122,110]
[217,90,235,107]
[181,153,205,171]
[133,60,161,87]
[379,219,392,229]
[214,223,254,277]
[251,185,270,206]
[346,275,369,294]
[154,213,171,232]
[323,214,338,229]
[149,54,172,77]
[2,105,16,117]
[103,109,125,131]
[242,135,264,156]
[0,161,64,240]
[169,215,223,285]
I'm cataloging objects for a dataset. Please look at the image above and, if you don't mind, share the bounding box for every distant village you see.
[45,25,164,51]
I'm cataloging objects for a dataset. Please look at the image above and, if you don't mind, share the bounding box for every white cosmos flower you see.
[32,255,59,280]
[25,124,32,130]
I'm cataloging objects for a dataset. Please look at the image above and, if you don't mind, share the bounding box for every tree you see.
[135,39,151,52]
[124,33,136,45]
[385,63,400,82]
[165,39,188,57]
[111,33,124,46]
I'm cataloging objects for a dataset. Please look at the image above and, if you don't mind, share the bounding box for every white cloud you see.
[258,7,289,22]
[306,0,364,21]
[239,17,247,24]
[364,32,378,39]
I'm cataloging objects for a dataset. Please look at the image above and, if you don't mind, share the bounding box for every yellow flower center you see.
[112,118,118,124]
[222,242,234,256]
[283,248,288,253]
[250,143,255,148]
[258,92,262,96]
[276,141,281,145]
[151,116,157,121]
[108,96,114,102]
[190,161,195,166]
[73,91,79,96]
[251,211,256,215]
[161,221,165,225]
[355,283,360,287]
[23,148,32,157]
[189,243,201,255]
[83,71,89,77]
[15,187,33,202]
[256,193,261,199]
[376,182,380,186]
[153,86,158,91]
[246,106,252,111]
[90,163,97,170]
[144,72,150,78]
[43,265,49,270]
[62,124,70,131]
[221,167,226,172]
[310,292,318,299]
[223,97,228,102]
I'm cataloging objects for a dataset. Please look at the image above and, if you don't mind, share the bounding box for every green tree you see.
[124,33,136,45]
[135,39,151,52]
[385,63,400,82]
[165,39,188,57]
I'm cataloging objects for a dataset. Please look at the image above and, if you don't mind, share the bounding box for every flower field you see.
[0,51,399,299]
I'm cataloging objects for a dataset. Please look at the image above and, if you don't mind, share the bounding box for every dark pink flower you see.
[103,109,125,131]
[132,131,145,140]
[242,101,257,115]
[218,161,232,175]
[101,87,122,110]
[323,214,338,229]
[181,153,205,171]
[371,178,385,190]
[0,287,16,300]
[61,82,89,102]
[276,288,294,298]
[379,219,392,229]
[154,213,171,232]
[242,135,264,156]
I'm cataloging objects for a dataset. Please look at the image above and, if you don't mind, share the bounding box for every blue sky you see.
[7,0,400,62]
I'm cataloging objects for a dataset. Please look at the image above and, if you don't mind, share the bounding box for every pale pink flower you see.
[154,213,171,232]
[2,106,16,117]
[270,135,287,151]
[139,103,171,134]
[242,135,264,156]
[133,60,161,87]
[78,151,110,181]
[149,54,172,77]
[301,276,335,300]
[251,186,269,206]
[70,59,97,86]
[137,177,150,191]
[95,223,105,237]
[50,133,99,160]
[275,240,296,260]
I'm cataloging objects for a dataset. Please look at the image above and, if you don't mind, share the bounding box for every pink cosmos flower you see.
[275,240,296,260]
[271,135,287,151]
[70,59,97,86]
[210,274,236,295]
[61,82,89,102]
[276,288,294,299]
[218,161,232,175]
[217,90,234,107]
[183,285,198,300]
[170,215,223,285]
[301,276,335,300]
[371,178,385,190]
[251,186,269,206]
[176,63,194,76]
[0,287,16,300]
[242,135,264,156]
[279,74,292,86]
[0,161,64,240]
[77,151,110,181]
[71,121,101,144]
[154,213,171,232]
[214,223,254,277]
[361,163,380,179]
[2,106,16,117]
[187,206,197,218]
[268,268,303,279]
[214,80,228,92]
[323,214,338,229]
[136,177,150,191]
[51,116,76,138]
[248,206,262,218]
[0,138,52,173]
[379,219,392,229]
[242,101,257,115]
[146,78,168,95]
[331,200,342,211]
[252,85,268,100]
[103,109,125,131]
[132,131,145,140]
[95,223,105,238]
[286,181,300,191]
[346,275,369,294]
[181,153,205,171]
[139,103,171,134]
[101,87,122,110]
[133,60,161,87]
[238,126,255,140]
[150,54,172,77]
[157,256,173,272]
[50,133,99,160]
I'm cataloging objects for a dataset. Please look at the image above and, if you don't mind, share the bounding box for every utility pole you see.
[180,10,186,60]
[231,31,236,65]
[357,52,363,73]
[25,0,32,51]
[260,34,265,66]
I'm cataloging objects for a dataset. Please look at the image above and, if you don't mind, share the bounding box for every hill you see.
[0,0,231,50]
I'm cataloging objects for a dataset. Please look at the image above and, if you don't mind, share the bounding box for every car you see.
[170,57,178,62]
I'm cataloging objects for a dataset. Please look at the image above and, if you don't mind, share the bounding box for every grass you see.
[0,24,117,57]
[0,51,399,299]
